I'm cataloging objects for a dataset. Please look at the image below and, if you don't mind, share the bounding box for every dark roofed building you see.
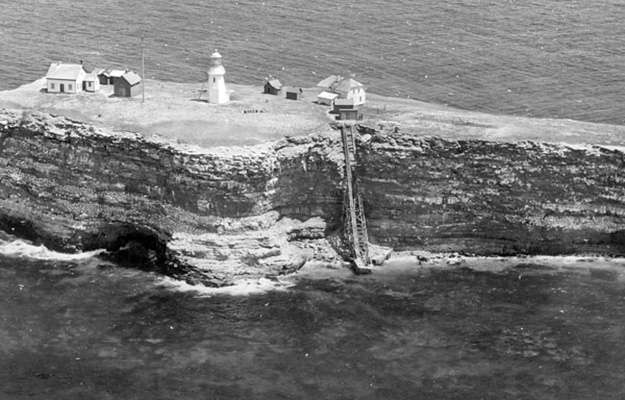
[114,71,143,97]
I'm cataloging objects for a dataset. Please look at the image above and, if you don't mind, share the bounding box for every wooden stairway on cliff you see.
[341,124,373,274]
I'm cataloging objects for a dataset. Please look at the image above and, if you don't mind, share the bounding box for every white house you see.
[45,62,87,94]
[333,77,366,106]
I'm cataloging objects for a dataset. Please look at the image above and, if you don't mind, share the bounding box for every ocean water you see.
[2,236,625,399]
[1,0,624,124]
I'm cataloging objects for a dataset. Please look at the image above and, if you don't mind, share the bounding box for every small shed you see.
[317,91,338,106]
[114,71,143,97]
[333,98,356,113]
[263,79,282,95]
[92,68,108,85]
[286,88,302,100]
[105,69,126,85]
[338,108,361,121]
[82,73,100,92]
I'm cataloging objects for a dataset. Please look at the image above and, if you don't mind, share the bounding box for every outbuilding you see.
[105,69,126,85]
[92,68,108,85]
[82,72,100,92]
[333,98,356,113]
[263,79,282,95]
[286,88,303,100]
[45,62,87,94]
[338,108,361,121]
[114,71,143,97]
[317,91,338,106]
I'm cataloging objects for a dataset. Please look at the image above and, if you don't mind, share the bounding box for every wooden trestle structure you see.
[340,124,373,274]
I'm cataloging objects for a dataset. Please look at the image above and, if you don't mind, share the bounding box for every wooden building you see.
[333,98,356,113]
[317,91,338,105]
[114,71,142,97]
[82,72,100,92]
[286,88,302,100]
[92,68,108,85]
[103,69,126,85]
[338,108,360,121]
[45,62,87,94]
[263,79,282,95]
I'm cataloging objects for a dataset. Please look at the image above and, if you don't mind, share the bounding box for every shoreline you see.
[2,80,625,286]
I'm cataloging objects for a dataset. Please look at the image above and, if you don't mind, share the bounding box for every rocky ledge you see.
[1,109,625,286]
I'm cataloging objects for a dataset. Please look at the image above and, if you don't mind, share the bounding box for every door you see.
[60,84,65,93]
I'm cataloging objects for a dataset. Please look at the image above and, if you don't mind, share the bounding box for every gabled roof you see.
[121,71,142,86]
[92,68,106,75]
[106,69,126,78]
[333,77,364,92]
[265,79,282,90]
[46,63,85,80]
[83,73,98,81]
[317,75,342,88]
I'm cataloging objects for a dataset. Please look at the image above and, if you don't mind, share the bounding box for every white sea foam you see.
[159,276,296,297]
[0,239,105,261]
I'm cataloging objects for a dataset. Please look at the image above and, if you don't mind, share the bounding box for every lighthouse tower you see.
[207,50,228,104]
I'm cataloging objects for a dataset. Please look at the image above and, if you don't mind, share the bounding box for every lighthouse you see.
[207,50,228,104]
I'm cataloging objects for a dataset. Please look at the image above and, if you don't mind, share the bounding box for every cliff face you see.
[0,110,345,285]
[1,109,625,285]
[358,130,625,255]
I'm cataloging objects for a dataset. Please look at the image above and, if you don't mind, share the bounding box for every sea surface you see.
[1,0,624,124]
[2,235,625,399]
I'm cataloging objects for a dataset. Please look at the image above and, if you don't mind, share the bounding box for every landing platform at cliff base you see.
[2,78,625,287]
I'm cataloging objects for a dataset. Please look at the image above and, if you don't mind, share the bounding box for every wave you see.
[159,276,296,297]
[0,237,106,262]
[158,262,357,296]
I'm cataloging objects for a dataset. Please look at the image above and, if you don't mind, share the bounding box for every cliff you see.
[2,109,625,286]
[358,129,625,255]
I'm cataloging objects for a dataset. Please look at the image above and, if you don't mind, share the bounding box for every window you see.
[213,78,216,83]
[68,84,73,90]
[51,83,55,89]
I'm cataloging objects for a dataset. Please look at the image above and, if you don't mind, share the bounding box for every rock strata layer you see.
[1,109,625,285]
